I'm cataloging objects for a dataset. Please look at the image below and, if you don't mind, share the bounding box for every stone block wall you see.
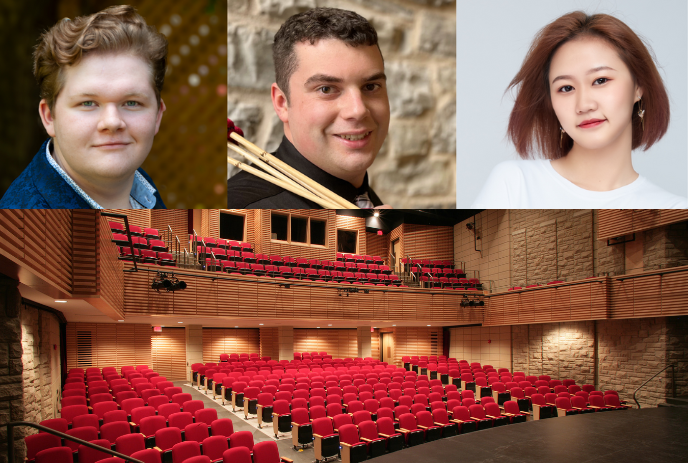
[20,305,61,432]
[0,277,23,463]
[228,0,456,208]
[454,210,688,293]
[510,321,596,386]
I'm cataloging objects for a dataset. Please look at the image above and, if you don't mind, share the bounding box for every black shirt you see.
[227,136,383,209]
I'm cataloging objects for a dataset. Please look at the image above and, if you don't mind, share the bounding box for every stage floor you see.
[374,407,688,463]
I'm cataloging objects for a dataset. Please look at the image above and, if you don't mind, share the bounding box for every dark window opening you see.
[337,229,357,253]
[220,213,245,241]
[311,219,326,246]
[271,213,288,241]
[291,217,308,243]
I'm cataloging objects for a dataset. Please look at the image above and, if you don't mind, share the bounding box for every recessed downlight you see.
[55,300,67,303]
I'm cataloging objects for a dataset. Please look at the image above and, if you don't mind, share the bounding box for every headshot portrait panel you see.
[0,0,228,209]
[227,1,456,209]
[456,0,687,208]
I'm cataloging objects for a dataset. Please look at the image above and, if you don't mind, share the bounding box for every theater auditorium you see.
[1,209,687,463]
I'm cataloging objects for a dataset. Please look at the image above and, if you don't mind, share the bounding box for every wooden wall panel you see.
[202,328,260,362]
[99,214,124,316]
[598,210,688,240]
[105,210,151,229]
[152,327,187,380]
[366,232,389,265]
[609,267,688,319]
[294,328,358,359]
[123,262,487,324]
[389,225,404,262]
[403,224,454,262]
[371,329,380,360]
[254,210,339,261]
[393,327,442,367]
[66,322,152,371]
[335,215,367,256]
[260,327,279,360]
[484,279,610,326]
[71,211,99,297]
[0,210,73,295]
[151,210,190,252]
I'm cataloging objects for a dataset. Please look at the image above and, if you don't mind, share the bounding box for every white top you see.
[472,160,688,209]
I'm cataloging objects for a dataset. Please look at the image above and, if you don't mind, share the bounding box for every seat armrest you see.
[313,433,323,438]
[360,437,373,442]
[341,442,353,448]
[378,432,391,438]
[417,424,429,429]
[154,447,163,452]
[433,422,445,426]
[486,414,499,419]
[449,419,463,424]
[397,428,410,433]
[280,458,294,463]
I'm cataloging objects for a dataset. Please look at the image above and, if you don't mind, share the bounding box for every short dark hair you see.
[506,11,670,159]
[272,8,379,103]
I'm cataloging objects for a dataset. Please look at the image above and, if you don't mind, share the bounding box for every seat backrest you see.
[168,412,194,430]
[26,432,62,460]
[185,422,210,443]
[229,430,254,451]
[115,432,145,456]
[157,403,181,419]
[484,402,502,417]
[358,420,379,440]
[555,397,571,409]
[604,395,622,407]
[154,426,182,451]
[398,413,417,430]
[201,436,228,461]
[589,395,606,407]
[415,410,434,427]
[312,417,334,436]
[100,420,131,443]
[171,441,201,463]
[333,413,353,430]
[468,404,486,419]
[376,417,396,435]
[338,424,362,445]
[77,439,112,463]
[570,396,587,409]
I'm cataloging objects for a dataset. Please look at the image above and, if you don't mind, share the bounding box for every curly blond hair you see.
[34,5,167,110]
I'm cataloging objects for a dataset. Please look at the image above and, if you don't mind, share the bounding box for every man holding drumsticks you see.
[227,8,391,209]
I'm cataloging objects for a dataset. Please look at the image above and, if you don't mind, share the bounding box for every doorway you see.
[381,332,395,364]
[391,239,400,273]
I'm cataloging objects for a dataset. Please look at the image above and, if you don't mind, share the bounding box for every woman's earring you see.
[560,127,565,148]
[637,98,645,132]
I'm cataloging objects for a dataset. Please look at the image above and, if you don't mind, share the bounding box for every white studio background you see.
[456,0,687,206]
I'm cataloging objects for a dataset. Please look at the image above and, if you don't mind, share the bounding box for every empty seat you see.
[312,417,340,462]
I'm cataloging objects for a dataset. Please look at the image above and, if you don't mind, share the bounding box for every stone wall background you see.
[228,0,456,208]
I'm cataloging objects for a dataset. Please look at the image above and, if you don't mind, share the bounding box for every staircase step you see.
[665,396,688,406]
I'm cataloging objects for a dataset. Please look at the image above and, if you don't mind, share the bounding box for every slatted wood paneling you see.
[99,214,124,315]
[66,323,152,371]
[105,210,152,229]
[123,263,485,323]
[609,266,688,319]
[0,209,73,295]
[294,329,358,359]
[152,327,187,380]
[366,232,389,265]
[484,279,609,326]
[254,210,340,261]
[598,210,688,240]
[202,328,260,362]
[393,327,442,367]
[260,327,279,360]
[71,211,99,297]
[389,225,404,261]
[335,215,367,256]
[403,224,454,262]
[151,210,190,251]
[371,329,380,360]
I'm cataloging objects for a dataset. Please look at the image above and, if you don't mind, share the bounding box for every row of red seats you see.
[401,257,454,269]
[215,264,405,286]
[117,247,176,266]
[202,251,388,272]
[191,236,253,253]
[108,222,160,239]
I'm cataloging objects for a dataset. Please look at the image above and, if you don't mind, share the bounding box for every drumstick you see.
[227,156,341,209]
[229,132,359,209]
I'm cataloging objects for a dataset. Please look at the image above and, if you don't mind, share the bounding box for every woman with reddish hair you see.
[472,11,686,208]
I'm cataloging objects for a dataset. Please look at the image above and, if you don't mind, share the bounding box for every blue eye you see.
[81,101,95,107]
[125,101,140,107]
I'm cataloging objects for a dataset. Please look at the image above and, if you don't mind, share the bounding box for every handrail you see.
[633,363,676,409]
[101,211,138,273]
[7,421,145,463]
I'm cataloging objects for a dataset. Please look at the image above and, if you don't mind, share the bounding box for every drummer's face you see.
[273,38,390,187]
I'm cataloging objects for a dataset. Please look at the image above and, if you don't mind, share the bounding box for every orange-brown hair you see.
[506,11,670,159]
[33,5,168,111]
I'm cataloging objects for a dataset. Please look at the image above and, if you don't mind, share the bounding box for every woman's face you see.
[549,37,641,152]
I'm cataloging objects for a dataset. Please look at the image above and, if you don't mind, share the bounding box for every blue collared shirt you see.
[0,139,166,209]
[44,139,157,209]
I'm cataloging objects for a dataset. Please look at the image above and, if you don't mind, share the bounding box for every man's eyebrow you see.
[365,72,387,82]
[551,66,616,84]
[304,74,343,87]
[72,92,150,98]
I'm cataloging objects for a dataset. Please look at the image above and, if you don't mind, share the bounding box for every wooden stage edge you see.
[373,407,688,463]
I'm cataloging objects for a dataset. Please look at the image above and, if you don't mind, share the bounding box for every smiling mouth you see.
[335,131,371,141]
[578,119,606,128]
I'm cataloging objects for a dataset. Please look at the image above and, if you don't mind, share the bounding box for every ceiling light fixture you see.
[55,300,67,303]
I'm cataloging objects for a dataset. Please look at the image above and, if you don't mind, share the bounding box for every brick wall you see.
[228,0,456,208]
[0,277,23,463]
